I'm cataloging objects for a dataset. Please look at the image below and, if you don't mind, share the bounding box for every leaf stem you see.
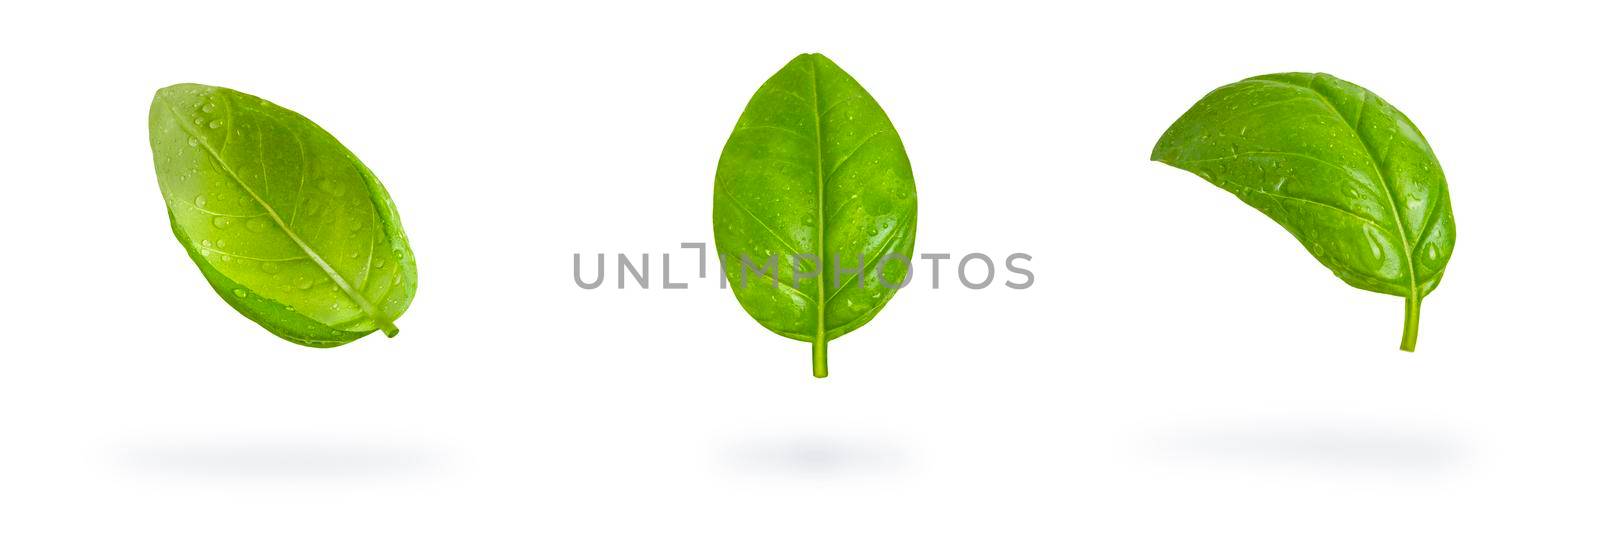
[1400,296,1421,352]
[812,338,829,378]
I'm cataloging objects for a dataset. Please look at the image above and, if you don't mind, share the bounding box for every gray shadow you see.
[118,438,443,481]
[720,435,906,478]
[1149,420,1467,475]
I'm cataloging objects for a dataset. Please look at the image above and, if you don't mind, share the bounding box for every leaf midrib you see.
[809,56,828,342]
[1252,77,1421,301]
[159,93,395,335]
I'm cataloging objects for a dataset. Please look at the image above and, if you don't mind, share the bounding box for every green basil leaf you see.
[713,54,918,377]
[148,84,418,348]
[1152,73,1455,351]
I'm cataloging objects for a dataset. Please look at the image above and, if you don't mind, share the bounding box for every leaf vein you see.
[734,124,808,140]
[823,130,892,187]
[824,210,915,305]
[715,185,807,260]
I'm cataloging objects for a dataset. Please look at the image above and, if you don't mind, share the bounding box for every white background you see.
[1,1,1596,531]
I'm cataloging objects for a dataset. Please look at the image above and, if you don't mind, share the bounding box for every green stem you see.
[812,338,829,378]
[1400,296,1420,352]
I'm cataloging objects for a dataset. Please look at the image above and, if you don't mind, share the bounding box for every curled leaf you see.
[1152,73,1454,351]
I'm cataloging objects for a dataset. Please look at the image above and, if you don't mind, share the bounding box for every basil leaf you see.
[1152,73,1454,351]
[713,54,918,377]
[148,84,418,348]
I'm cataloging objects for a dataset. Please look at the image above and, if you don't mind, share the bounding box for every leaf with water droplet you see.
[1151,73,1455,351]
[148,83,419,348]
[712,54,918,377]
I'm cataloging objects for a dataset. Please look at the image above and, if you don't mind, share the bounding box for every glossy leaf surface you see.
[713,54,917,376]
[149,84,418,347]
[1152,72,1454,350]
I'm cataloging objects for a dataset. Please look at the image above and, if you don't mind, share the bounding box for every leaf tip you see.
[793,52,837,70]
